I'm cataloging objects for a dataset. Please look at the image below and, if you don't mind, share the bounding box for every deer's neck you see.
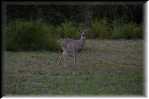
[79,37,85,47]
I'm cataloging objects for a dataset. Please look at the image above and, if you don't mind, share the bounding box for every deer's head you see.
[80,31,86,40]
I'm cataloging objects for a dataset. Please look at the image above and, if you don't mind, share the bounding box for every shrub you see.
[134,24,143,38]
[6,20,60,51]
[111,21,143,39]
[58,21,80,38]
[90,18,112,39]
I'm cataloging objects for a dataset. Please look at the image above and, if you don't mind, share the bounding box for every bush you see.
[57,21,80,38]
[90,18,112,39]
[6,20,60,51]
[111,21,143,39]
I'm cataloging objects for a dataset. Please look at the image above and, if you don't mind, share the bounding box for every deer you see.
[57,32,86,66]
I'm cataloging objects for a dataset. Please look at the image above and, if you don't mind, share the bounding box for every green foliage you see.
[111,21,143,39]
[88,18,143,39]
[6,20,60,51]
[5,19,143,51]
[90,18,112,39]
[58,21,80,38]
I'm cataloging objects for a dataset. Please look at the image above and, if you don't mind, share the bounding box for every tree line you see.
[6,3,143,25]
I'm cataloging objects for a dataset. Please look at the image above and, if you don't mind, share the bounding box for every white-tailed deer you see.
[57,32,86,66]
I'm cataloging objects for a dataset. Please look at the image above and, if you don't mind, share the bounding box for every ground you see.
[3,40,144,96]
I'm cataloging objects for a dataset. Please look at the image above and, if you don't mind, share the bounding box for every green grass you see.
[3,40,144,96]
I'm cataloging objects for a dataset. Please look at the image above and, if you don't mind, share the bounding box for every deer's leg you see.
[57,54,62,65]
[74,54,76,65]
[63,51,67,67]
[73,50,76,65]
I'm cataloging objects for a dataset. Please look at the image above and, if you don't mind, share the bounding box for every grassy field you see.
[3,40,144,96]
